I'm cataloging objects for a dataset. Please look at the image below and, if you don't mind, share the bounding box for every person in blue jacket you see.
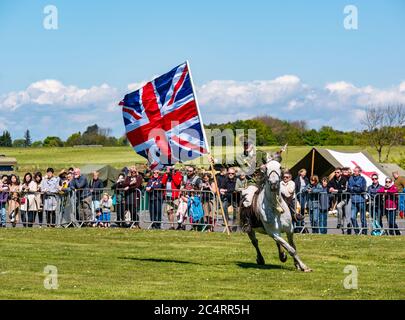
[318,177,330,234]
[348,166,367,235]
[305,175,323,234]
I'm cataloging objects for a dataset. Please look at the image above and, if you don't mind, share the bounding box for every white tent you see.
[290,148,389,186]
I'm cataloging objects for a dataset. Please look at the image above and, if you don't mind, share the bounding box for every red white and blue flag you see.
[119,62,209,169]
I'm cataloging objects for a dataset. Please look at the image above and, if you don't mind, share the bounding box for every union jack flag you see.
[119,62,209,169]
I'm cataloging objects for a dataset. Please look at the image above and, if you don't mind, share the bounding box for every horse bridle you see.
[266,168,281,189]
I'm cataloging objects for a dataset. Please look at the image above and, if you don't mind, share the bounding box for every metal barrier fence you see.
[0,188,404,235]
[294,191,405,235]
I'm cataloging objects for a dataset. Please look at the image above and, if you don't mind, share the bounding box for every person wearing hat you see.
[209,137,285,209]
[235,138,287,209]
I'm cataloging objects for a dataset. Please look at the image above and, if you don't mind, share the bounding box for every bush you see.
[31,141,43,148]
[12,139,26,148]
[43,136,64,147]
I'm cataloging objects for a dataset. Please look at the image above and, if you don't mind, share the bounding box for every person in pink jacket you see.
[377,178,401,236]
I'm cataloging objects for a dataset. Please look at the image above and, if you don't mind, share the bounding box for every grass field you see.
[0,229,404,300]
[1,145,404,175]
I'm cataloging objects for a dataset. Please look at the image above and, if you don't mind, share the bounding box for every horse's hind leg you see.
[248,230,265,265]
[276,242,288,263]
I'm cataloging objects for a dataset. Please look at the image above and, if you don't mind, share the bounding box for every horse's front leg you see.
[276,242,288,263]
[248,230,265,265]
[271,233,312,272]
[286,231,303,270]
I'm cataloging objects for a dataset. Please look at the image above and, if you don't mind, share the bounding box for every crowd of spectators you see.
[0,165,404,235]
[281,167,404,235]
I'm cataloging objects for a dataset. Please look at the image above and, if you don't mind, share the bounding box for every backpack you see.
[187,195,204,223]
[371,220,384,236]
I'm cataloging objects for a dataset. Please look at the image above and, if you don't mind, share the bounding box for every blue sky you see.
[0,0,404,140]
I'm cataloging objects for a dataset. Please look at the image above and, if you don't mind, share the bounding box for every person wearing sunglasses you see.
[377,178,401,235]
[182,167,202,191]
[123,166,143,229]
[327,167,349,232]
[281,172,296,225]
[347,166,367,235]
[367,174,383,231]
[294,169,310,233]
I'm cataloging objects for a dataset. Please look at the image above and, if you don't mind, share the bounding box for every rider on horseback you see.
[209,137,286,210]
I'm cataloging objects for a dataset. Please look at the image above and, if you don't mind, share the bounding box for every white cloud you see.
[0,117,8,131]
[0,80,119,110]
[325,81,357,93]
[324,81,405,108]
[127,81,147,92]
[70,114,99,123]
[198,75,304,109]
[399,81,405,93]
[1,77,405,140]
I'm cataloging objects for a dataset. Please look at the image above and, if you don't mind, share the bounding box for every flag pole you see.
[311,148,315,177]
[186,60,231,235]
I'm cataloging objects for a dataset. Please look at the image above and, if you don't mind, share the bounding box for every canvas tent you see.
[80,164,121,189]
[289,148,389,186]
[0,155,17,172]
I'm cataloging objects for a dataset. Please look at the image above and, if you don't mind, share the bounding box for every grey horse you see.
[240,159,312,272]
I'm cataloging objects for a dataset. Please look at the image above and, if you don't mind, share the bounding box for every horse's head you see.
[265,160,281,191]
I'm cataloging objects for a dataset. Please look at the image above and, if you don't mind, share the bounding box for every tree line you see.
[0,125,128,148]
[206,116,366,147]
[0,106,404,163]
[206,106,404,163]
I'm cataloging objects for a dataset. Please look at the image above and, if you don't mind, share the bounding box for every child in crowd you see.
[93,208,104,228]
[100,193,112,228]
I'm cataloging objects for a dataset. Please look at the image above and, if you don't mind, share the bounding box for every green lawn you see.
[1,145,403,175]
[0,229,404,299]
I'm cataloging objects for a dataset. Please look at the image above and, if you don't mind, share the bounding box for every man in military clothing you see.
[236,138,268,207]
[209,137,285,208]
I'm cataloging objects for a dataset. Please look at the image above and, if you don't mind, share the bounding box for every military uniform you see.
[213,145,284,208]
[238,147,284,208]
[235,148,268,187]
[232,147,268,207]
